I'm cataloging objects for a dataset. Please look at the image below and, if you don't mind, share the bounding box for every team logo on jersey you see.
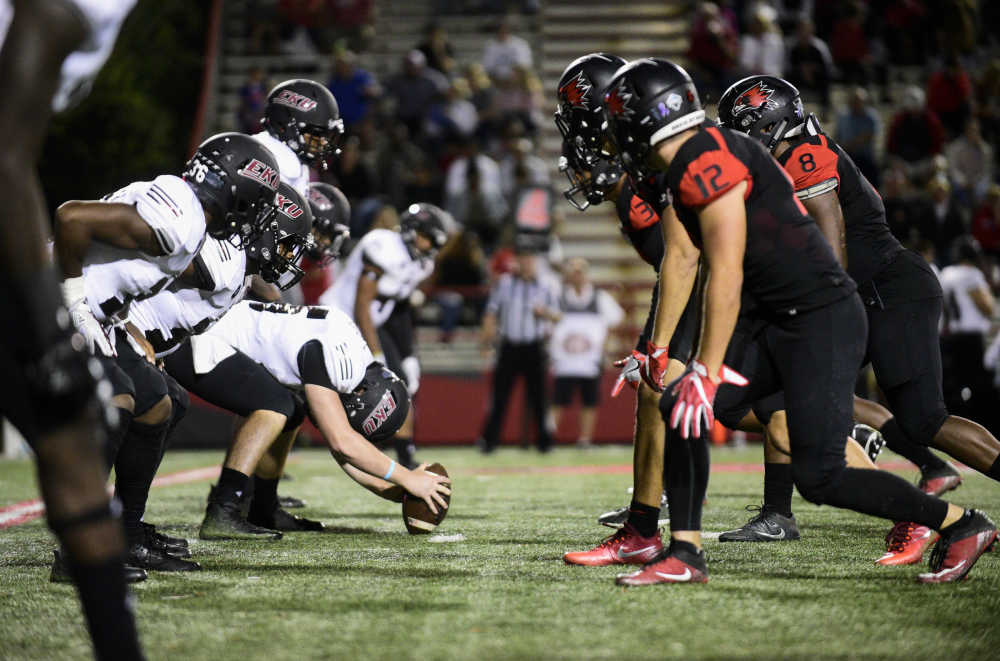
[362,390,398,436]
[559,71,592,110]
[732,81,775,116]
[276,193,305,219]
[273,89,318,112]
[239,159,279,190]
[604,80,635,119]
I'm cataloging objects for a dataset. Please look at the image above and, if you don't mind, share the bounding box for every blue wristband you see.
[383,460,396,481]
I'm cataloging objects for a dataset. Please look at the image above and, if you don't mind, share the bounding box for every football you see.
[402,462,450,534]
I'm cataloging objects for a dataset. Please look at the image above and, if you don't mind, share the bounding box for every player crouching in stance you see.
[602,59,996,585]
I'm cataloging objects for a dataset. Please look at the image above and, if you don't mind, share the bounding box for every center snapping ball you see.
[402,463,450,534]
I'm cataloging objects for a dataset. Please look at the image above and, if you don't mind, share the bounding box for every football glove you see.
[640,341,670,391]
[611,350,646,397]
[61,277,114,357]
[669,360,748,439]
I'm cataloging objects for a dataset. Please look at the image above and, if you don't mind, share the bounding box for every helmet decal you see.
[238,158,279,190]
[273,89,318,112]
[558,71,592,110]
[604,80,635,118]
[732,80,776,115]
[362,389,398,436]
[275,193,305,219]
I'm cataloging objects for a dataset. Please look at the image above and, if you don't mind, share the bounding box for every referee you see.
[478,250,561,452]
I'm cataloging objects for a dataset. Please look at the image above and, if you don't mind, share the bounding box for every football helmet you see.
[339,362,411,444]
[246,181,314,290]
[603,58,704,181]
[554,53,628,210]
[717,75,805,152]
[262,79,345,166]
[400,203,451,259]
[305,182,351,264]
[183,132,280,244]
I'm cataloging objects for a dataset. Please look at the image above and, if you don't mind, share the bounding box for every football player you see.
[603,59,995,585]
[0,1,143,657]
[717,75,1000,563]
[299,182,352,305]
[319,203,452,468]
[53,132,281,573]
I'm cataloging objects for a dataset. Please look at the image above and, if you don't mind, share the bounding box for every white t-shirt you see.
[203,300,372,392]
[549,285,624,378]
[941,263,993,335]
[251,130,310,196]
[319,229,434,327]
[82,174,206,324]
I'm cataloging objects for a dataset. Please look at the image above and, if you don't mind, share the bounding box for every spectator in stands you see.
[417,22,456,77]
[927,54,974,139]
[481,17,533,85]
[882,160,922,247]
[466,62,501,144]
[836,86,881,186]
[687,1,739,100]
[376,122,442,210]
[386,49,449,140]
[445,140,508,254]
[785,17,834,115]
[974,59,1000,160]
[328,135,376,204]
[946,118,994,206]
[237,67,270,134]
[917,175,969,262]
[549,258,624,448]
[493,64,544,136]
[498,133,548,200]
[972,185,1000,258]
[432,229,489,343]
[739,3,784,77]
[887,86,946,180]
[830,1,871,85]
[425,77,479,145]
[327,47,380,129]
[883,0,928,66]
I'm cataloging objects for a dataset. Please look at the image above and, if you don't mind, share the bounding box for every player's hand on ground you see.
[403,465,452,514]
[668,360,748,439]
[640,342,670,391]
[611,350,646,397]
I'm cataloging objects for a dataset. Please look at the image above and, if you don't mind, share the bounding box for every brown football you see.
[402,462,450,534]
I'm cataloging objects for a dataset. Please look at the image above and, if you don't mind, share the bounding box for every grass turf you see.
[2,445,999,660]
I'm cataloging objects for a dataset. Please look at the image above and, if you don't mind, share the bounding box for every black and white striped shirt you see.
[485,272,561,344]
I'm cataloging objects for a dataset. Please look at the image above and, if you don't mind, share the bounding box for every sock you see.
[880,418,946,473]
[664,431,710,532]
[68,554,144,661]
[669,539,701,557]
[940,508,973,533]
[625,500,660,538]
[763,462,794,517]
[250,475,280,520]
[823,467,950,529]
[103,409,133,475]
[394,436,416,469]
[988,455,1000,481]
[215,467,249,506]
[113,420,168,544]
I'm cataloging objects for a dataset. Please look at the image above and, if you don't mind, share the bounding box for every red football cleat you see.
[875,522,937,566]
[918,510,998,583]
[563,523,662,566]
[615,546,708,586]
[917,464,963,496]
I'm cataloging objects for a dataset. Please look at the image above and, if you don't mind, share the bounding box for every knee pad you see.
[791,461,844,505]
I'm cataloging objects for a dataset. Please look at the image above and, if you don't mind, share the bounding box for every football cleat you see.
[279,495,306,509]
[142,522,191,558]
[50,549,147,584]
[249,506,324,532]
[598,491,668,528]
[852,423,885,463]
[918,510,997,583]
[128,543,201,572]
[615,543,708,586]
[875,522,937,566]
[200,501,282,541]
[563,523,663,566]
[718,505,800,542]
[917,463,962,496]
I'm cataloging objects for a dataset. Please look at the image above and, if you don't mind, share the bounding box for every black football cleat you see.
[718,505,800,542]
[598,491,669,528]
[200,501,283,541]
[50,549,147,584]
[141,522,191,558]
[127,543,201,572]
[852,423,886,463]
[278,495,306,509]
[918,510,998,583]
[249,505,324,532]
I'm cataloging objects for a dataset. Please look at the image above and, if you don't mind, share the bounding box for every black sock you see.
[940,509,973,533]
[103,409,133,475]
[395,436,416,469]
[822,467,949,529]
[669,539,701,556]
[250,475,280,519]
[215,467,249,506]
[988,455,1000,481]
[880,418,946,473]
[625,500,660,538]
[68,554,144,661]
[113,420,168,544]
[763,462,794,517]
[664,430,710,532]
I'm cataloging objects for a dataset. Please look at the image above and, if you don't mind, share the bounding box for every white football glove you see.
[401,355,421,396]
[61,276,114,357]
[611,350,646,397]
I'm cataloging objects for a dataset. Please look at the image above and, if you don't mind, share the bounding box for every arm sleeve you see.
[297,339,335,389]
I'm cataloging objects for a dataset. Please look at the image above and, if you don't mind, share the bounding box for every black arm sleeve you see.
[296,339,334,389]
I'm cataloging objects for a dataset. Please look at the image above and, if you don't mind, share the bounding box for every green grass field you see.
[2,445,999,661]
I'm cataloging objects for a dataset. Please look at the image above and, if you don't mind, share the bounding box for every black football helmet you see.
[183,132,280,244]
[246,182,314,290]
[400,203,451,259]
[305,182,351,264]
[717,75,805,152]
[603,58,705,181]
[262,79,345,166]
[554,53,628,210]
[339,362,410,444]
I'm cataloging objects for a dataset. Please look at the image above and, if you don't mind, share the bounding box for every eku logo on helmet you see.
[239,159,279,190]
[275,194,304,219]
[274,90,318,112]
[362,390,398,435]
[732,81,775,116]
[308,188,332,209]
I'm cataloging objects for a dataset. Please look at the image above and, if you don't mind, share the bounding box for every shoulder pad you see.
[135,175,206,255]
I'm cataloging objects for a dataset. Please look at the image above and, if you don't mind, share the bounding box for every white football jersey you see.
[941,264,992,335]
[0,0,137,112]
[251,130,310,196]
[128,237,249,356]
[319,229,434,327]
[204,300,373,392]
[82,174,206,324]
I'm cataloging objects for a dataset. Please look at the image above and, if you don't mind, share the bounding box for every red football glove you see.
[669,360,748,439]
[640,342,671,392]
[611,350,647,397]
